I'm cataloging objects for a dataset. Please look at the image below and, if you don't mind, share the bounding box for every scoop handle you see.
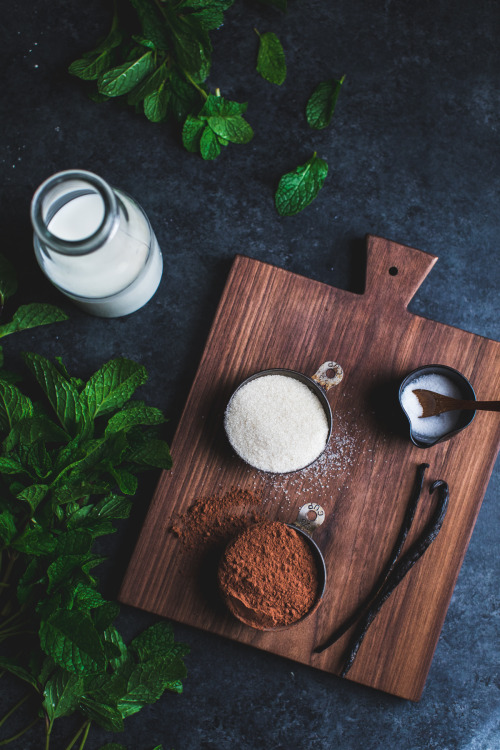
[455,400,500,412]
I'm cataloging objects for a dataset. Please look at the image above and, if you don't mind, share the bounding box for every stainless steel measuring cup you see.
[224,360,344,473]
[399,364,476,448]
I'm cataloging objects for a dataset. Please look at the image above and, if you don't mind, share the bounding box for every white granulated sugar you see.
[224,374,329,473]
[400,372,463,439]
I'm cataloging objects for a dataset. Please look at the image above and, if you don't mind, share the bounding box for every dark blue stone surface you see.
[1,1,498,747]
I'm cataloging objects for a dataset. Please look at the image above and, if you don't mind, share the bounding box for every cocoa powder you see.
[170,487,265,550]
[218,521,320,629]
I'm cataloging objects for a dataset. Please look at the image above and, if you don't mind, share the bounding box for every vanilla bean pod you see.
[314,463,430,655]
[340,479,449,677]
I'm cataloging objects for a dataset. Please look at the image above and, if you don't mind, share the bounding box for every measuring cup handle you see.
[293,503,326,535]
[311,361,344,391]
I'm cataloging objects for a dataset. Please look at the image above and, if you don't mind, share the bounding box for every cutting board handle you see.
[364,235,438,309]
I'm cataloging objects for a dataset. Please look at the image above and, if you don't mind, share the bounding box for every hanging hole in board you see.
[389,266,398,276]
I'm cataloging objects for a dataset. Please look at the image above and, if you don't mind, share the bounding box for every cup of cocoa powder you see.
[218,503,327,630]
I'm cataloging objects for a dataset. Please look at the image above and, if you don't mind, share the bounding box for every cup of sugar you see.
[224,361,343,474]
[399,364,476,448]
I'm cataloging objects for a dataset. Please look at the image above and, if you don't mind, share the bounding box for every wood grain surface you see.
[119,235,500,701]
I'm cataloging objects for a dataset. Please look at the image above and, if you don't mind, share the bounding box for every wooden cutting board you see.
[119,235,500,701]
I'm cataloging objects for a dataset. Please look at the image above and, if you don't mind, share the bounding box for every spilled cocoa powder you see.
[218,521,320,629]
[170,487,265,551]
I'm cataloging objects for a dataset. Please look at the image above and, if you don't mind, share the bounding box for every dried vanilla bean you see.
[314,463,430,655]
[340,479,449,677]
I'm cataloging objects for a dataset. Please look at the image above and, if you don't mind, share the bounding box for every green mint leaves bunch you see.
[69,0,246,139]
[0,352,187,747]
[0,256,187,748]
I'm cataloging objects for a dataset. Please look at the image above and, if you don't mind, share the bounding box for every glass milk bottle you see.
[31,170,163,317]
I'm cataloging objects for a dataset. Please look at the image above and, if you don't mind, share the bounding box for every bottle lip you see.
[30,169,119,256]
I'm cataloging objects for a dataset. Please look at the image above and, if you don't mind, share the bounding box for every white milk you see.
[48,193,105,241]
[32,172,163,317]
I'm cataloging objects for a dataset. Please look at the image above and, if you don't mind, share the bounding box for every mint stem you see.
[64,720,91,750]
[0,693,30,729]
[0,717,38,746]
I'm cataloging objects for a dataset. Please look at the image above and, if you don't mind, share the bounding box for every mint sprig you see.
[182,92,253,159]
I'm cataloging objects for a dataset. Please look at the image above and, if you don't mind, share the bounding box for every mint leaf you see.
[68,493,132,528]
[105,404,166,434]
[0,380,33,431]
[169,70,202,122]
[104,626,129,671]
[0,510,17,546]
[275,152,329,216]
[93,602,120,632]
[306,75,345,130]
[0,455,25,474]
[12,527,57,556]
[0,656,39,689]
[126,436,172,469]
[200,95,247,117]
[98,51,156,97]
[0,254,18,307]
[182,115,206,152]
[164,9,212,81]
[127,64,168,106]
[108,465,138,495]
[43,669,84,721]
[117,654,187,717]
[129,0,170,51]
[178,0,234,31]
[129,621,189,661]
[67,583,106,610]
[82,358,147,419]
[255,30,286,85]
[200,126,221,159]
[208,113,253,144]
[0,304,68,339]
[69,27,123,81]
[47,555,92,593]
[39,610,106,674]
[16,484,49,513]
[55,530,94,556]
[143,68,171,122]
[4,415,68,452]
[23,353,87,435]
[79,696,124,732]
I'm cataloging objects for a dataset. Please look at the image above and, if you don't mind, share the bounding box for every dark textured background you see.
[1,0,499,748]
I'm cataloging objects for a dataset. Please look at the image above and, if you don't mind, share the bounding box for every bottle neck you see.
[31,170,119,256]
